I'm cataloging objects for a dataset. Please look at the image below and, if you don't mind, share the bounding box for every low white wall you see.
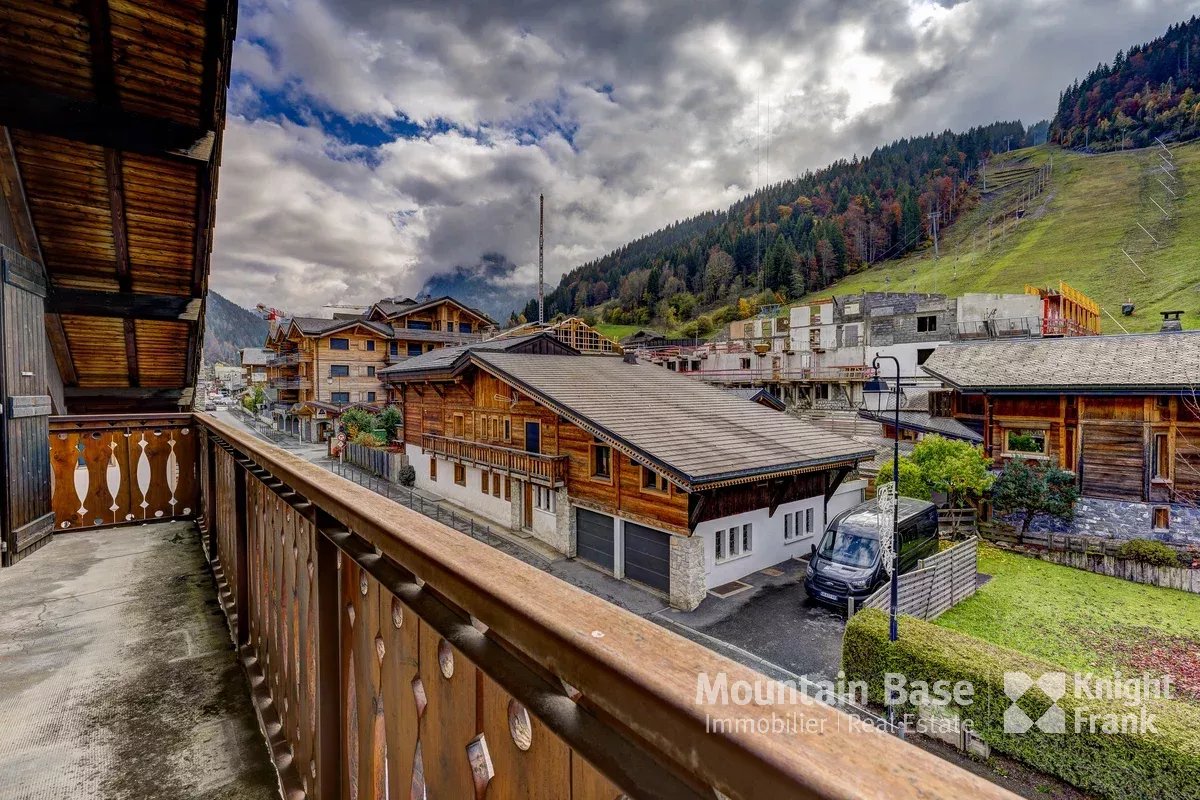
[697,495,826,589]
[828,478,868,521]
[406,445,513,529]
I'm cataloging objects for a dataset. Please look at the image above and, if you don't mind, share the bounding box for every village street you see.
[212,408,850,686]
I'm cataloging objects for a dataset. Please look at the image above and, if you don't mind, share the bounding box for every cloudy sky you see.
[210,0,1195,317]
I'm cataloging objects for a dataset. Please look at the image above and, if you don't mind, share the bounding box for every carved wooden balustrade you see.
[47,411,1016,799]
[48,415,199,531]
[421,433,568,486]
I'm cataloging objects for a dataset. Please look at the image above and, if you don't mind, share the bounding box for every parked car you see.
[803,497,938,608]
[204,400,217,411]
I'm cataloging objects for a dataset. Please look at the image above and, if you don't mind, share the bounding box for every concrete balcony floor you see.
[0,522,278,800]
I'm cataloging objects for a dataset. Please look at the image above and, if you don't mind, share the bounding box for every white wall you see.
[406,445,513,529]
[696,495,826,589]
[828,478,868,521]
[871,341,949,379]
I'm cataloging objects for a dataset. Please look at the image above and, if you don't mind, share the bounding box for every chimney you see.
[623,351,639,365]
[1160,310,1184,333]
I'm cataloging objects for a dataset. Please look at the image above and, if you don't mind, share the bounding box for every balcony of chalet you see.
[421,432,569,486]
[269,376,313,390]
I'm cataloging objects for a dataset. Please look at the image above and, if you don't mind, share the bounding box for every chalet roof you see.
[469,353,872,488]
[725,387,786,411]
[373,295,495,325]
[289,317,392,338]
[856,409,983,443]
[377,333,570,376]
[921,331,1200,393]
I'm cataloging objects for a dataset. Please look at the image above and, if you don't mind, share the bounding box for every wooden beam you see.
[64,387,182,402]
[44,314,79,387]
[123,318,139,387]
[823,465,851,502]
[0,82,215,163]
[103,149,132,291]
[83,0,119,107]
[45,289,201,321]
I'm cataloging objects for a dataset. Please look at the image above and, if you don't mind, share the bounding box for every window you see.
[1153,433,1171,480]
[814,384,831,401]
[503,417,511,441]
[504,477,511,500]
[492,472,501,497]
[1005,429,1047,456]
[534,485,555,512]
[641,466,669,493]
[1153,506,1170,530]
[407,343,423,356]
[917,315,937,333]
[429,459,437,481]
[916,348,935,366]
[331,392,350,405]
[390,342,399,356]
[715,524,754,564]
[365,340,375,351]
[740,357,751,370]
[366,366,376,377]
[481,470,490,494]
[329,364,350,377]
[459,322,472,333]
[453,414,465,437]
[329,337,349,350]
[591,439,612,480]
[486,416,495,439]
[407,320,432,330]
[366,391,376,403]
[454,464,466,486]
[784,507,815,542]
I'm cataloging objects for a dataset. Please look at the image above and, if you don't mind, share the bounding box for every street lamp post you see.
[865,355,902,642]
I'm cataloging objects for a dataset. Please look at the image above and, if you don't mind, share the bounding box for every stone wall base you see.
[669,534,706,611]
[1002,498,1200,546]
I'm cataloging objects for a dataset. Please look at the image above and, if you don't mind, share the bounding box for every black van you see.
[803,497,939,608]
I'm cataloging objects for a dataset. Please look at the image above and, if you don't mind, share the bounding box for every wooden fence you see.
[341,442,406,483]
[979,526,1200,594]
[857,537,979,620]
[193,412,1015,800]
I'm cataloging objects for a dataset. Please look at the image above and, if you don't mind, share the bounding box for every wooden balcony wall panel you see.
[48,414,198,531]
[194,412,1016,800]
[58,315,129,387]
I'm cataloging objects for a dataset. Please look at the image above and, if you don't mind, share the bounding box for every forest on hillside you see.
[1052,16,1200,150]
[522,121,1047,332]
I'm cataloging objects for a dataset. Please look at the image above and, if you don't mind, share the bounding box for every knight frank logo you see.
[1003,671,1067,734]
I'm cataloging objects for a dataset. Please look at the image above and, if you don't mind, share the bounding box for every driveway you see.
[653,556,848,683]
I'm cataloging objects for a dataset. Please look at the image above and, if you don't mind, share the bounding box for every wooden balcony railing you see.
[49,414,199,530]
[270,377,312,390]
[267,351,302,367]
[44,411,1016,800]
[421,433,568,486]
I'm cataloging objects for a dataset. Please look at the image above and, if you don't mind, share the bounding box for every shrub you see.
[397,464,416,487]
[992,457,1079,531]
[1117,538,1181,568]
[351,430,384,447]
[340,408,378,438]
[378,405,403,441]
[877,435,994,506]
[843,609,1200,800]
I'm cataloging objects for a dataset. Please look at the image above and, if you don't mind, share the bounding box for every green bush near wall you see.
[843,609,1200,800]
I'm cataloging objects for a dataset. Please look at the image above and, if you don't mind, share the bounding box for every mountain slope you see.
[807,141,1200,333]
[203,291,269,366]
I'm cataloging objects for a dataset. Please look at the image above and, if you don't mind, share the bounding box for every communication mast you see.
[538,193,545,325]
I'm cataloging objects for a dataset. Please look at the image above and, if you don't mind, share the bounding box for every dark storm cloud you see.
[211,0,1198,314]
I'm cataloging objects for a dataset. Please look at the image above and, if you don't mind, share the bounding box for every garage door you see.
[576,509,615,570]
[622,522,671,593]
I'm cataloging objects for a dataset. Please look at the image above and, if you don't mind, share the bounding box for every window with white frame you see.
[534,485,555,513]
[715,523,753,563]
[784,507,816,542]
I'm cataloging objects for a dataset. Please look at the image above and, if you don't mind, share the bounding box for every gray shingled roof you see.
[376,333,551,376]
[290,316,392,337]
[373,295,495,325]
[857,409,983,443]
[922,331,1200,391]
[471,352,873,486]
[725,387,786,410]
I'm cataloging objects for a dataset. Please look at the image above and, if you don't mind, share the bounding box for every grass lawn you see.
[936,545,1200,701]
[592,323,642,341]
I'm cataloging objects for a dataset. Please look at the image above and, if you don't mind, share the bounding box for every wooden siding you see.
[966,393,1200,505]
[273,324,389,406]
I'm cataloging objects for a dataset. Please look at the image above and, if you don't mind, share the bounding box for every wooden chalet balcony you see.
[692,365,875,382]
[270,376,312,390]
[393,327,484,345]
[267,351,302,367]
[421,432,568,486]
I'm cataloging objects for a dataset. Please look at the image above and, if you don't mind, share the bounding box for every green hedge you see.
[843,609,1200,800]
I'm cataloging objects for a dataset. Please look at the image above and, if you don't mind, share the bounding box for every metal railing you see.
[392,327,484,344]
[421,433,568,486]
[188,412,1015,800]
[268,377,312,389]
[266,351,301,367]
[685,365,875,383]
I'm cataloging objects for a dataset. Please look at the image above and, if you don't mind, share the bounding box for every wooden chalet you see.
[266,315,392,440]
[365,294,495,361]
[381,333,871,608]
[922,331,1200,533]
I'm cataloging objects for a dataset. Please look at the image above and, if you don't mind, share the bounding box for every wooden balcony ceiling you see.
[0,0,238,412]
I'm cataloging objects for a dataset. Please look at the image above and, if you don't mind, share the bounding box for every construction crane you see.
[254,303,290,322]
